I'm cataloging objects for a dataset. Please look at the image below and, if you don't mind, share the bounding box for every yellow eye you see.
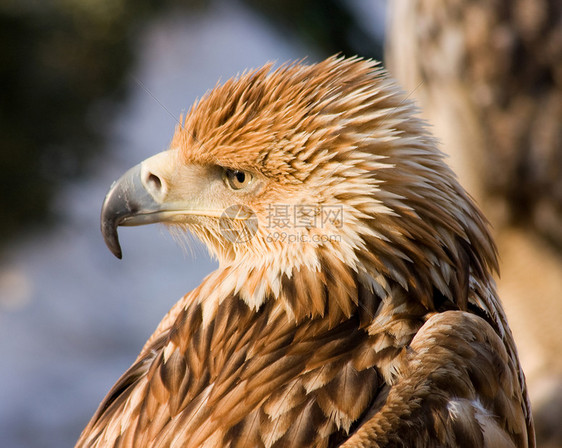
[224,169,253,190]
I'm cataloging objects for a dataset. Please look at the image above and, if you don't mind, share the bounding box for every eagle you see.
[77,56,534,447]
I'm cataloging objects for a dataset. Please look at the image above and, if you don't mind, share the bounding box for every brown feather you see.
[79,56,534,447]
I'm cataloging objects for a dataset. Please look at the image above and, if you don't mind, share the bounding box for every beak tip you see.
[100,162,162,260]
[101,216,124,260]
[108,239,123,259]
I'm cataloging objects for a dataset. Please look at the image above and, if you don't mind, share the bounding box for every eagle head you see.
[101,56,496,319]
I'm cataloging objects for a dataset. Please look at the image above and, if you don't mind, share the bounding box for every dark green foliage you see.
[0,2,135,243]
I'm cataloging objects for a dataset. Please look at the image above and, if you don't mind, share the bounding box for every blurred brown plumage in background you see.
[386,1,562,446]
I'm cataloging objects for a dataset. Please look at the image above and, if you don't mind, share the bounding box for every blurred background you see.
[0,0,559,446]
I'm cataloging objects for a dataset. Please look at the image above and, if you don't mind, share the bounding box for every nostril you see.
[146,172,163,192]
[141,164,167,199]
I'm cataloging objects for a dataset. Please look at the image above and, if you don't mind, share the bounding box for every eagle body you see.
[79,57,534,447]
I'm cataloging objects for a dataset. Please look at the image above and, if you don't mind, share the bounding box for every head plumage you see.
[165,56,498,310]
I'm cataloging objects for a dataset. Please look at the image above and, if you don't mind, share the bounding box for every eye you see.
[224,169,253,190]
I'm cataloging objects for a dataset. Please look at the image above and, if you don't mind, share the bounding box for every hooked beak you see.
[101,150,205,259]
[100,163,166,259]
